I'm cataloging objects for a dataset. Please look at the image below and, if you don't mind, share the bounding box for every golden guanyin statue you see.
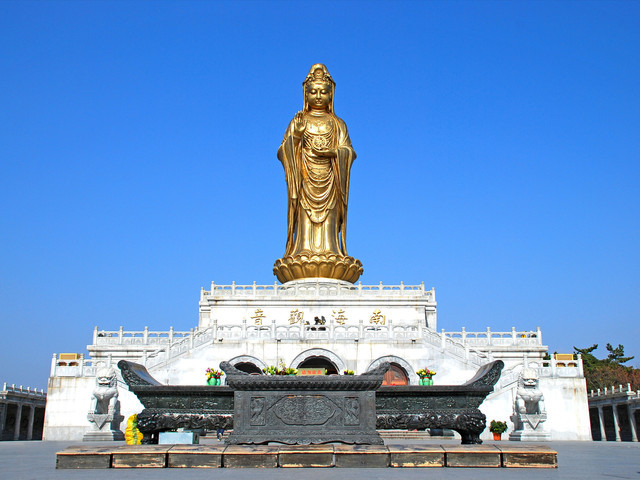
[273,64,363,283]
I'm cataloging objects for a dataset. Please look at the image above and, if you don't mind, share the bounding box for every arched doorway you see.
[298,356,339,375]
[382,363,409,386]
[234,362,262,374]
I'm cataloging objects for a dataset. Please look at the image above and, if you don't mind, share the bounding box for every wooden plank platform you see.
[56,443,558,469]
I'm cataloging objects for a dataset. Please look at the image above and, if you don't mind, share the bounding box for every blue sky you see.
[1,1,639,389]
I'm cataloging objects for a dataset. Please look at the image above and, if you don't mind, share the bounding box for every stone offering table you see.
[221,361,388,445]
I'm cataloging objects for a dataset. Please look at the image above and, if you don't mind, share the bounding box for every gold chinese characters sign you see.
[273,64,363,283]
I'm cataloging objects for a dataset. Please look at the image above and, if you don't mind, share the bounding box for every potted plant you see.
[416,368,436,385]
[489,420,508,440]
[205,368,223,385]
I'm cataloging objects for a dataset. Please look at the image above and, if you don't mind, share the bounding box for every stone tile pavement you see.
[1,438,638,480]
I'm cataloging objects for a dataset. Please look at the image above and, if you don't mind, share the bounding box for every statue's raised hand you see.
[293,111,306,137]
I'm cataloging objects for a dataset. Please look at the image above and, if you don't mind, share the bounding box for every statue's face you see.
[306,82,332,110]
[523,377,538,387]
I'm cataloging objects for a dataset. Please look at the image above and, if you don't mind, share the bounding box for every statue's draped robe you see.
[278,113,356,258]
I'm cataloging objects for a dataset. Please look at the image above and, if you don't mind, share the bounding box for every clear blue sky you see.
[1,1,638,389]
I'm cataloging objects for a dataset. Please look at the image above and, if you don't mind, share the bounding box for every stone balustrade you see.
[444,326,543,347]
[497,356,584,390]
[2,383,46,397]
[93,326,193,346]
[201,281,434,300]
[50,354,98,378]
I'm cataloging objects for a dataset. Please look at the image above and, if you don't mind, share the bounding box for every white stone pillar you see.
[627,404,638,442]
[597,405,606,440]
[13,403,23,441]
[26,404,35,441]
[612,403,622,441]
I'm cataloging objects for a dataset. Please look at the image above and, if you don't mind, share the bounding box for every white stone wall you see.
[43,375,143,441]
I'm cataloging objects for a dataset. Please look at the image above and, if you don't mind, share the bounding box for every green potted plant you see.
[489,420,508,440]
[416,368,436,385]
[205,368,223,385]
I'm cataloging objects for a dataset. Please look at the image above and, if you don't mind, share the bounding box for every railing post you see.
[118,326,124,345]
[50,354,57,377]
[190,328,195,347]
[536,326,542,344]
[93,326,98,344]
[143,326,149,343]
[461,327,466,342]
[511,327,517,342]
[169,326,174,344]
[486,327,492,346]
[232,281,236,294]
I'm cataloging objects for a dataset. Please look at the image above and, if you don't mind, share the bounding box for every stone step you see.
[56,444,557,469]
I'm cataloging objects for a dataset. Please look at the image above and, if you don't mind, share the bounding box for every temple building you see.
[43,64,592,442]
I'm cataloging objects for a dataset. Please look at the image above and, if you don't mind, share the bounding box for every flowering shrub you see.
[343,369,355,375]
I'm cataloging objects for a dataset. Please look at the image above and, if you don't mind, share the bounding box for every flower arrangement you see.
[343,369,355,375]
[416,368,436,378]
[263,365,280,375]
[489,420,508,434]
[263,360,298,376]
[205,368,223,380]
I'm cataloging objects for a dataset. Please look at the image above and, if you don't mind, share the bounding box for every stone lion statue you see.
[90,367,119,415]
[510,367,550,440]
[84,367,124,440]
[515,367,546,415]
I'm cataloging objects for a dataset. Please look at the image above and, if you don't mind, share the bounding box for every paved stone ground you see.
[1,438,638,480]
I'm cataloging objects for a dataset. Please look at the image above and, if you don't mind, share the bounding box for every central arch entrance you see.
[297,356,339,375]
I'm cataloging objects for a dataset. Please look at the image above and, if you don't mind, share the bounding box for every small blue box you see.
[158,431,199,444]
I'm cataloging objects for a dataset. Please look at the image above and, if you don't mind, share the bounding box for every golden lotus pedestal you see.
[273,253,363,284]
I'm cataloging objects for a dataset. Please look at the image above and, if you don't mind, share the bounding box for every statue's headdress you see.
[302,63,335,113]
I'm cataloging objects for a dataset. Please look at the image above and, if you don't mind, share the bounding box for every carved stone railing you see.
[444,327,543,348]
[422,329,490,368]
[201,281,435,300]
[496,356,584,391]
[50,354,98,378]
[1,383,47,398]
[92,326,193,346]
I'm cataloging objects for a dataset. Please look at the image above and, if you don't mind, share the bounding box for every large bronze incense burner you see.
[118,359,503,445]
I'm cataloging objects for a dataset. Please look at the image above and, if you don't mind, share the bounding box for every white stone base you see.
[509,430,552,442]
[83,430,124,441]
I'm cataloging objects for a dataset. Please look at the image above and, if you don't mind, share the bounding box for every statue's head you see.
[520,367,539,388]
[96,367,117,387]
[303,64,335,113]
